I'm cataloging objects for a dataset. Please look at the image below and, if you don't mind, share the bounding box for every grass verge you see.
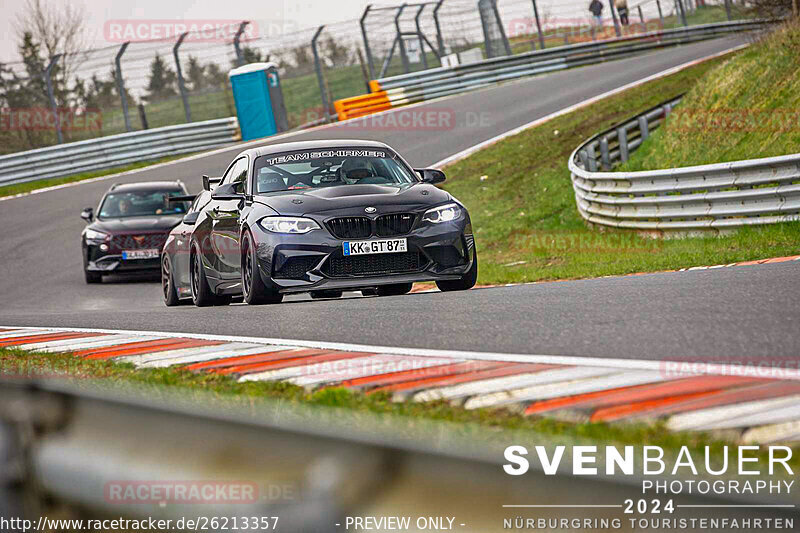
[622,18,800,169]
[441,45,800,286]
[0,153,198,198]
[3,345,797,470]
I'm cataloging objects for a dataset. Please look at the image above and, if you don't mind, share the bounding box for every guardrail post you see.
[43,54,63,144]
[396,4,411,74]
[724,0,732,21]
[114,42,132,133]
[414,5,429,70]
[600,137,611,170]
[579,150,590,170]
[311,26,330,123]
[433,1,447,57]
[233,21,249,67]
[638,116,649,140]
[656,0,664,26]
[608,0,622,37]
[531,0,545,49]
[586,144,598,172]
[173,32,192,123]
[618,127,629,162]
[360,6,376,80]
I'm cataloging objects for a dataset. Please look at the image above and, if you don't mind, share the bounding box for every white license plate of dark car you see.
[343,238,407,256]
[122,249,160,260]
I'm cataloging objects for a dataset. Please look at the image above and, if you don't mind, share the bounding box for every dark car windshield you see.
[98,190,188,219]
[252,148,418,195]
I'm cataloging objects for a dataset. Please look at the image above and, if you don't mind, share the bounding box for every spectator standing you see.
[615,0,630,26]
[589,0,604,27]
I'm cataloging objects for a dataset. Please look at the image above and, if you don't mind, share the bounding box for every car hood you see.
[255,183,451,216]
[90,215,184,233]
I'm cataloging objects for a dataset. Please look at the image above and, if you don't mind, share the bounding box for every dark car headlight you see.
[259,216,320,234]
[422,203,463,224]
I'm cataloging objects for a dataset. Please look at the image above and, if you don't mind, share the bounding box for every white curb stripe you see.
[742,421,800,445]
[23,335,155,352]
[240,354,400,384]
[119,342,263,366]
[702,405,800,431]
[667,394,800,432]
[5,325,796,381]
[134,345,294,368]
[463,370,676,410]
[416,366,617,404]
[0,329,60,340]
[288,356,458,388]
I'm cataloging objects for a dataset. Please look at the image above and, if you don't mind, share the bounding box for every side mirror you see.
[203,175,222,191]
[182,212,200,225]
[211,182,244,200]
[416,168,446,184]
[80,207,93,222]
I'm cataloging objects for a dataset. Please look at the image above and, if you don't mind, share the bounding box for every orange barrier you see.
[333,90,390,121]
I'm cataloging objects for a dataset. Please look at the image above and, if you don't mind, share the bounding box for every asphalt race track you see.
[3,35,797,360]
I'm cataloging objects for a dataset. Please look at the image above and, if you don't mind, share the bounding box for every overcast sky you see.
[0,0,379,63]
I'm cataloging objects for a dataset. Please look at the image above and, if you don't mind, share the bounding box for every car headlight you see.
[84,228,109,241]
[422,203,462,224]
[260,216,320,234]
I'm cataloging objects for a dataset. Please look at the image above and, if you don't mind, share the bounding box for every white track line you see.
[22,334,154,352]
[3,325,797,381]
[430,44,748,169]
[130,344,290,368]
[287,355,458,388]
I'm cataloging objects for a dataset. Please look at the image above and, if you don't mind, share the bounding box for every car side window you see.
[221,158,243,185]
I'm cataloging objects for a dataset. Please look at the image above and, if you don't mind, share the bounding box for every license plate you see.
[122,249,160,260]
[343,238,407,256]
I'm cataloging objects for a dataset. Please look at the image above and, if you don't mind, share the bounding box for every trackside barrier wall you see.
[0,118,240,187]
[568,97,800,233]
[333,19,771,121]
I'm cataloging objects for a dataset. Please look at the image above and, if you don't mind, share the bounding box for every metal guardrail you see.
[0,117,240,187]
[568,97,800,232]
[334,20,770,120]
[2,378,796,532]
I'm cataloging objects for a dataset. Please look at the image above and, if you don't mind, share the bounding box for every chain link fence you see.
[0,0,754,156]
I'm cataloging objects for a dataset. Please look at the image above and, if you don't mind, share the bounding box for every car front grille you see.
[376,213,415,236]
[273,256,321,280]
[324,251,424,278]
[326,217,372,239]
[109,232,168,251]
[327,213,416,239]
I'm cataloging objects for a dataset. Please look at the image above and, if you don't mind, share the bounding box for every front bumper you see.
[252,216,474,294]
[83,243,161,273]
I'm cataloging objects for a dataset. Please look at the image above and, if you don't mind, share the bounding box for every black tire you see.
[161,255,181,306]
[241,232,283,305]
[311,290,343,299]
[84,268,102,284]
[377,283,413,296]
[436,249,478,292]
[190,244,220,307]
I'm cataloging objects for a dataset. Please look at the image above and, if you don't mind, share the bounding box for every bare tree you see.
[14,0,88,88]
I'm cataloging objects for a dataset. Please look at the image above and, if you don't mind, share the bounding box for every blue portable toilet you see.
[228,62,289,141]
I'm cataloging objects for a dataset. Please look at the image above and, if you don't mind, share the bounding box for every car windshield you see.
[98,190,188,219]
[253,148,418,195]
